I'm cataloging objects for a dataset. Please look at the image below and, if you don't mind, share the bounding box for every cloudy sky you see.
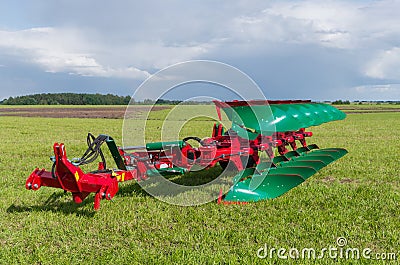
[1,0,400,101]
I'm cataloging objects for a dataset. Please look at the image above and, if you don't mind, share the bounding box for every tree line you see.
[2,94,397,105]
[0,93,214,105]
[0,93,132,105]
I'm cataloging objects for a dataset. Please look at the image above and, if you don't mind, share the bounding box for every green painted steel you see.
[105,136,127,171]
[278,160,327,172]
[230,123,259,140]
[310,148,348,160]
[224,174,305,202]
[223,147,348,202]
[272,156,289,164]
[145,140,185,150]
[146,166,187,177]
[284,151,300,159]
[292,155,335,165]
[270,103,346,132]
[220,103,346,135]
[232,167,256,184]
[248,166,316,190]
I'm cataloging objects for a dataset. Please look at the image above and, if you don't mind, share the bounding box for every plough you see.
[26,100,347,209]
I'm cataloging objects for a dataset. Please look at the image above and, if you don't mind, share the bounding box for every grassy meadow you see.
[0,104,399,264]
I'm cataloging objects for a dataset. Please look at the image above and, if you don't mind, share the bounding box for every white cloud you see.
[2,1,400,76]
[221,0,400,85]
[1,1,400,100]
[355,84,395,93]
[364,47,400,79]
[116,41,214,70]
[0,26,216,79]
[352,84,400,100]
[0,27,150,79]
[225,0,400,50]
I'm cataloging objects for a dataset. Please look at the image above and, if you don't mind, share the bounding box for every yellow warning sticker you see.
[74,171,80,182]
[112,171,126,182]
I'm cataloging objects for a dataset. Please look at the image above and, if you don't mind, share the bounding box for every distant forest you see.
[0,93,132,105]
[1,93,398,105]
[0,93,201,105]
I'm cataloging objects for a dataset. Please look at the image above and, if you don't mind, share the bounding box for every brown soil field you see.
[0,106,169,119]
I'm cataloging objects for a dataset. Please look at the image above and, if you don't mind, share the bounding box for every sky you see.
[1,0,400,101]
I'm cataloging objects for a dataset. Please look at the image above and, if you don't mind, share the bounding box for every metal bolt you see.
[27,183,32,189]
[107,193,111,199]
[33,184,38,189]
[101,192,106,198]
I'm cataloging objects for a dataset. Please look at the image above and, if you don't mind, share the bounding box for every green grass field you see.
[0,105,399,264]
